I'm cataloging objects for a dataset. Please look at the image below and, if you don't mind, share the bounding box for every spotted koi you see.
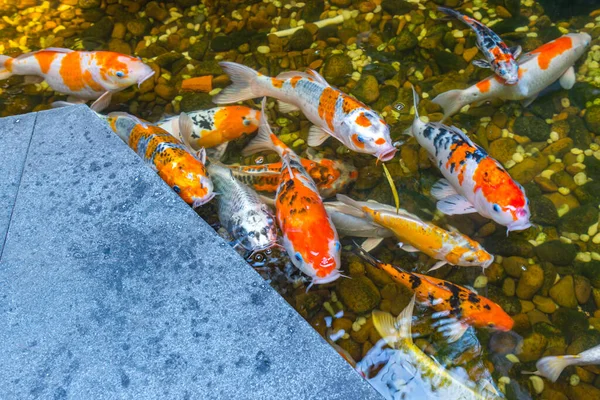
[0,48,154,112]
[355,247,514,341]
[100,112,214,208]
[212,62,397,161]
[433,33,591,118]
[409,87,531,231]
[225,149,357,198]
[438,7,521,84]
[242,98,341,285]
[158,106,260,153]
[337,195,494,271]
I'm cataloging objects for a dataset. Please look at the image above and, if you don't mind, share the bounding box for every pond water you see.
[1,0,600,399]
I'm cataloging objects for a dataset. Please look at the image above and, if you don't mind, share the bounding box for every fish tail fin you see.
[0,55,14,80]
[437,6,463,20]
[372,295,416,346]
[212,62,261,104]
[431,89,465,121]
[335,194,368,218]
[241,98,278,157]
[535,355,581,382]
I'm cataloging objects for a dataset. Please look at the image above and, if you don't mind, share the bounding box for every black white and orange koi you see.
[213,62,397,161]
[438,7,521,84]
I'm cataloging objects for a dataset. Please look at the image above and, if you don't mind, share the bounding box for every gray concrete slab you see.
[0,112,36,256]
[0,105,380,399]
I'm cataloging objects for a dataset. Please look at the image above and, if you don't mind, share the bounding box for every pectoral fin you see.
[397,243,420,253]
[510,45,522,59]
[361,237,384,252]
[427,260,448,272]
[90,91,113,112]
[436,195,476,215]
[277,100,300,113]
[430,178,457,200]
[472,59,491,68]
[559,66,576,90]
[307,125,331,147]
[432,317,469,343]
[206,142,228,161]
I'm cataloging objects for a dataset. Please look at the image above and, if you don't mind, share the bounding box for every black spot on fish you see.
[468,293,480,304]
[408,275,421,289]
[483,304,491,311]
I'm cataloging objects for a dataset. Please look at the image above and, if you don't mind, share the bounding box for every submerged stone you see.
[584,105,600,134]
[534,240,576,266]
[558,204,599,233]
[351,75,380,104]
[549,275,577,309]
[516,264,544,300]
[513,115,550,141]
[322,54,354,86]
[338,276,381,313]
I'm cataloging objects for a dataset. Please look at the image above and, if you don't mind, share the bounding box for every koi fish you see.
[226,149,358,198]
[101,112,214,207]
[357,296,501,400]
[206,162,278,253]
[355,246,513,341]
[409,87,531,232]
[438,7,521,84]
[158,106,260,157]
[433,33,591,118]
[533,343,600,382]
[242,98,341,285]
[337,195,493,271]
[213,62,397,161]
[0,48,154,112]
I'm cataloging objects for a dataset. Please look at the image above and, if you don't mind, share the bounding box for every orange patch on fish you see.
[4,58,13,72]
[476,78,492,93]
[356,112,371,127]
[446,142,476,186]
[518,68,527,79]
[60,52,85,91]
[341,94,365,114]
[318,87,339,131]
[375,138,386,145]
[472,157,526,210]
[34,51,57,74]
[271,77,283,88]
[351,133,365,149]
[83,70,103,91]
[290,76,302,88]
[532,36,573,70]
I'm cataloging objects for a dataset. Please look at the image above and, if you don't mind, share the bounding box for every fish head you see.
[344,109,397,162]
[470,298,514,332]
[450,238,494,269]
[303,151,358,198]
[494,58,520,85]
[233,210,278,252]
[289,236,342,284]
[473,158,532,231]
[162,156,214,207]
[99,54,155,90]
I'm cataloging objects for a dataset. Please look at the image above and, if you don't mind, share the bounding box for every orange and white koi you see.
[0,48,154,112]
[438,7,521,84]
[409,87,531,232]
[355,247,513,342]
[226,149,358,198]
[100,112,214,208]
[213,62,397,161]
[337,195,493,271]
[158,106,260,156]
[243,98,341,285]
[433,33,591,118]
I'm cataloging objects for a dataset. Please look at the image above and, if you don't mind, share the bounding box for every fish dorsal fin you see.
[304,69,330,87]
[372,295,415,347]
[276,70,310,81]
[307,125,331,147]
[44,47,74,53]
[178,112,196,150]
[242,97,277,157]
[335,194,369,219]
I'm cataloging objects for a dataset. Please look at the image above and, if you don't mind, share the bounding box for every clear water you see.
[1,1,600,399]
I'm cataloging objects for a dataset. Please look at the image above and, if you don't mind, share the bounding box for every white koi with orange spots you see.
[432,33,591,118]
[0,48,154,111]
[409,87,531,232]
[213,62,397,161]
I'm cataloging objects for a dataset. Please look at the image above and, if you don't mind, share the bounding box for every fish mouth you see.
[192,192,216,208]
[312,270,341,285]
[138,70,156,88]
[507,220,532,233]
[376,147,397,162]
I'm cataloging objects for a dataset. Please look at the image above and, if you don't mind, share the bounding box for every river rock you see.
[289,29,313,51]
[552,307,589,341]
[503,256,528,278]
[145,1,169,22]
[489,137,517,164]
[585,105,600,134]
[322,54,354,85]
[338,276,381,313]
[530,196,559,225]
[351,74,380,104]
[533,322,567,349]
[514,115,550,141]
[559,204,599,233]
[533,295,558,313]
[534,240,576,265]
[574,275,591,304]
[516,264,544,300]
[508,152,549,184]
[549,275,577,308]
[517,332,547,362]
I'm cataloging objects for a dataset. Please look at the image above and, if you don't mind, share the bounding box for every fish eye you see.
[173,185,181,194]
[116,71,125,78]
[493,204,501,212]
[294,252,303,262]
[356,135,366,143]
[242,118,251,126]
[334,242,341,252]
[488,323,495,328]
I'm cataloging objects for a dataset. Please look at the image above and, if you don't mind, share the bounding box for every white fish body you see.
[432,33,591,117]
